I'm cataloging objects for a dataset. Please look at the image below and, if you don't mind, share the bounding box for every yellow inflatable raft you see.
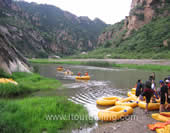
[138,101,160,110]
[75,76,90,80]
[96,96,122,106]
[0,78,18,85]
[131,88,136,92]
[57,67,64,71]
[98,105,133,121]
[152,112,170,122]
[127,91,136,98]
[127,88,136,97]
[156,124,170,133]
[116,97,138,108]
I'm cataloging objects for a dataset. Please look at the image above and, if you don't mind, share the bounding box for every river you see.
[32,63,168,133]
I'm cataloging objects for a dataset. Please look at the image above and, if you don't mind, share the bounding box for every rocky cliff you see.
[0,0,30,74]
[0,1,107,58]
[0,32,30,74]
[0,0,12,8]
[97,0,170,46]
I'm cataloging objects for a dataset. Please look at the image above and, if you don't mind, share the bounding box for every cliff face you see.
[0,0,12,8]
[0,0,30,74]
[0,1,107,58]
[124,0,167,36]
[97,0,170,46]
[0,32,30,74]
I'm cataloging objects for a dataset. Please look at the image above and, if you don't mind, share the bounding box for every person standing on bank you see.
[136,80,143,97]
[149,72,155,81]
[141,80,154,113]
[159,80,168,112]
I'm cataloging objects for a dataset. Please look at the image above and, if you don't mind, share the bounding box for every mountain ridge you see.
[0,0,107,58]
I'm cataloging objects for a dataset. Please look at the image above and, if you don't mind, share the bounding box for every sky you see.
[24,0,132,24]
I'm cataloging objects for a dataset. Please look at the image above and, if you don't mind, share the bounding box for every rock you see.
[106,54,111,57]
[81,52,87,55]
[163,39,169,47]
[0,26,10,36]
[0,32,30,74]
[0,0,12,8]
[97,0,168,44]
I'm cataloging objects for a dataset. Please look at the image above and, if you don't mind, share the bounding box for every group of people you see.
[77,72,89,76]
[135,72,170,113]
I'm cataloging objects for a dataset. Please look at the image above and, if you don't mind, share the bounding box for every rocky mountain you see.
[0,32,30,74]
[96,0,170,59]
[0,0,107,58]
[0,0,30,74]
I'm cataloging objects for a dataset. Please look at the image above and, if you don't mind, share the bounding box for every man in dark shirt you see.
[136,80,143,97]
[159,80,168,112]
[141,80,154,113]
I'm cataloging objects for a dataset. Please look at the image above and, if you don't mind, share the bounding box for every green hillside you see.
[73,1,170,59]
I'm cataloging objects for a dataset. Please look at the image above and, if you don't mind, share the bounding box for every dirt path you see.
[57,59,170,66]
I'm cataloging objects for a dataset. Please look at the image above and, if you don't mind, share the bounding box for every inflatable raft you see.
[0,78,18,85]
[152,112,170,122]
[64,71,73,75]
[98,105,133,121]
[57,67,64,71]
[75,76,90,80]
[96,96,121,106]
[138,101,160,110]
[127,88,136,98]
[116,97,138,108]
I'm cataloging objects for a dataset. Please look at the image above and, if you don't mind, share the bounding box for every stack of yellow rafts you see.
[127,88,137,98]
[0,78,18,85]
[98,105,133,121]
[96,96,121,106]
[96,96,134,121]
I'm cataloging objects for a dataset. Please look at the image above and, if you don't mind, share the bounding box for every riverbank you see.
[0,70,94,132]
[0,72,61,97]
[29,58,170,72]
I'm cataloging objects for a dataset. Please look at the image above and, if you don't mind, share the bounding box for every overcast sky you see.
[24,0,132,24]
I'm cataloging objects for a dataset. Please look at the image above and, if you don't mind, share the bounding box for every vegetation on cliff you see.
[77,15,170,59]
[85,0,170,59]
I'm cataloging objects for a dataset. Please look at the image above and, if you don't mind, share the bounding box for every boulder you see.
[0,32,30,74]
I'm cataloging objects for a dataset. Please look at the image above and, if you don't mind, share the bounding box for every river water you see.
[32,63,168,132]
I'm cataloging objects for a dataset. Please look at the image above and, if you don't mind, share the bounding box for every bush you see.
[0,69,11,78]
[83,61,113,67]
[0,83,31,97]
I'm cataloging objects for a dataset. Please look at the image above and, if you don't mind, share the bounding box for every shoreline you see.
[29,58,170,72]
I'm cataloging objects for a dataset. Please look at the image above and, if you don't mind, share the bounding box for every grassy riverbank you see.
[0,71,61,97]
[0,70,94,132]
[29,59,170,72]
[0,97,94,133]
